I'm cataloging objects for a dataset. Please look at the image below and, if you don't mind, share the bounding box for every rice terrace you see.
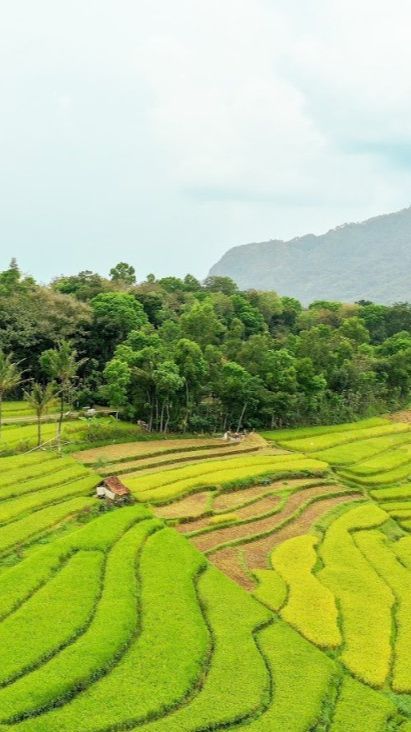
[0,408,410,731]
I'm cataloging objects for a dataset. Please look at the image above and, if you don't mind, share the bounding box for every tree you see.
[181,300,225,348]
[152,361,184,432]
[102,359,132,413]
[40,341,84,447]
[109,262,136,286]
[203,275,238,295]
[0,351,22,436]
[90,292,148,362]
[52,270,108,301]
[24,382,57,446]
[174,338,207,428]
[217,362,261,431]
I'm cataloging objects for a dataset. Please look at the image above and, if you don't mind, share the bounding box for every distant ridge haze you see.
[208,207,411,304]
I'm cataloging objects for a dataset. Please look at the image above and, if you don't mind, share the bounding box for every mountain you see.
[208,206,411,304]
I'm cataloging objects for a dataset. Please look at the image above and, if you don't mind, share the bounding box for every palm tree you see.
[0,351,22,437]
[24,383,57,447]
[40,341,85,449]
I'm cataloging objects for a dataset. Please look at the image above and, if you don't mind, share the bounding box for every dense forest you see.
[1,258,411,433]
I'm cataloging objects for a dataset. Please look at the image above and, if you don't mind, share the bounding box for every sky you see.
[1,0,411,283]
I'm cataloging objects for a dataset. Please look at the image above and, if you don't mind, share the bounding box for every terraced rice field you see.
[2,416,411,728]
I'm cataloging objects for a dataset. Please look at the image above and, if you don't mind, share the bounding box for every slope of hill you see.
[209,206,411,303]
[3,414,411,728]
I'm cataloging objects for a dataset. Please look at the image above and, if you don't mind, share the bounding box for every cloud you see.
[1,0,411,280]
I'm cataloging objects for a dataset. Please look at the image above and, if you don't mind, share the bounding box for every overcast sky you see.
[1,0,411,282]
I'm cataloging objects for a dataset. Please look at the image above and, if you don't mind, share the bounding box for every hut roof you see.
[103,476,129,496]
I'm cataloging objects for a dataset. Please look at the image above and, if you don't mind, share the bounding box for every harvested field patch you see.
[212,477,320,513]
[240,494,363,571]
[74,433,266,466]
[178,494,281,535]
[98,445,259,476]
[191,485,358,554]
[209,547,255,590]
[153,491,213,520]
[389,409,411,424]
[74,437,225,464]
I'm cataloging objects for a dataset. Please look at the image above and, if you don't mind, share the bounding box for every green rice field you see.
[0,411,410,729]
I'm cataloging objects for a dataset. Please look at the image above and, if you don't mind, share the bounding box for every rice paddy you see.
[0,412,411,728]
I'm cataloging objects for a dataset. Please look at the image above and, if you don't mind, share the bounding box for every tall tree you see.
[109,262,136,286]
[40,341,84,447]
[24,382,57,446]
[0,351,22,436]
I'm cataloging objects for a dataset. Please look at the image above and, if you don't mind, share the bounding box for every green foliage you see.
[3,259,411,432]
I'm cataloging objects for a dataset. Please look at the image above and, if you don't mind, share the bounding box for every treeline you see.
[1,258,411,432]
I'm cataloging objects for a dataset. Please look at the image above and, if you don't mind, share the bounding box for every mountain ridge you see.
[208,205,411,304]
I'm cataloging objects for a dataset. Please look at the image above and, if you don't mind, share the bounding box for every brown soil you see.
[98,445,259,476]
[207,493,361,588]
[153,491,213,520]
[212,478,319,512]
[242,493,362,570]
[389,410,411,424]
[191,485,356,554]
[73,437,229,463]
[209,547,255,591]
[177,494,281,535]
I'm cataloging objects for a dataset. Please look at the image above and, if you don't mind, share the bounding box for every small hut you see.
[96,476,132,505]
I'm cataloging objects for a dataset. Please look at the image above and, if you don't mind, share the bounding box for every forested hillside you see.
[1,258,411,431]
[209,206,411,304]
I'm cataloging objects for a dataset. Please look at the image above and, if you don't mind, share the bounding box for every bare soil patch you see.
[389,410,411,424]
[98,445,258,476]
[73,437,226,464]
[191,485,354,554]
[153,491,213,520]
[209,547,255,591]
[212,478,319,512]
[177,494,281,535]
[242,493,362,571]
